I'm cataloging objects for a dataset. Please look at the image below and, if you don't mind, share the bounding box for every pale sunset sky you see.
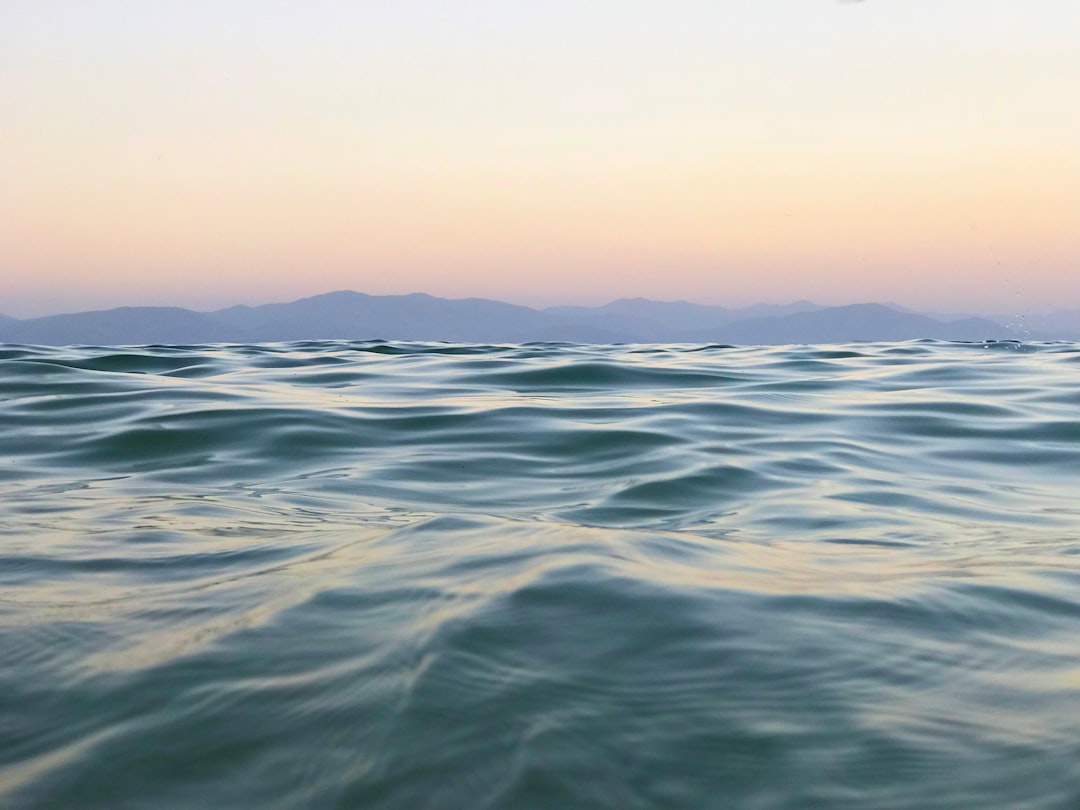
[2,1,1078,317]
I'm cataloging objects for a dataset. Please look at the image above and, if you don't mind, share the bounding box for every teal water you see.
[2,340,1079,808]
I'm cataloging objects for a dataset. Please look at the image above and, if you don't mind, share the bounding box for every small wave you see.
[2,340,1080,808]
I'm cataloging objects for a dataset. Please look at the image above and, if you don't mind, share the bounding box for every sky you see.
[2,1,1078,318]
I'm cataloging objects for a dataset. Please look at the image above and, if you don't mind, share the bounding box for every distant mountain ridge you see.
[0,290,1072,346]
[544,298,825,342]
[0,307,246,345]
[211,291,618,343]
[690,304,1009,345]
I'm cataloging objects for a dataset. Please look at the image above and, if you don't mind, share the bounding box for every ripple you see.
[2,340,1080,808]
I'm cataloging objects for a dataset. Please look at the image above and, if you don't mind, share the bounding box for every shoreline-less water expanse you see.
[2,339,1079,808]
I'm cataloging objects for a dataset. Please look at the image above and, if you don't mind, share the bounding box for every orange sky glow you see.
[2,1,1077,317]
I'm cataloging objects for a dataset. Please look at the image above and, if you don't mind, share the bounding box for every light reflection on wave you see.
[1,339,1079,808]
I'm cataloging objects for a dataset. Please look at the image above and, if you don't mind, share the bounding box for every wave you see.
[1,340,1079,808]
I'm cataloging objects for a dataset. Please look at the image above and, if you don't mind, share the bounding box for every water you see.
[2,339,1079,809]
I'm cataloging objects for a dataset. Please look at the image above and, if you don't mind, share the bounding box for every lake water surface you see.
[2,340,1079,808]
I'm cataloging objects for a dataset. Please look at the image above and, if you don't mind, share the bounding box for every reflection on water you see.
[1,340,1079,808]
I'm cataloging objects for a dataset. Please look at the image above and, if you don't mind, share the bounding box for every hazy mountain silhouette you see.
[211,291,621,343]
[686,303,1011,344]
[0,307,246,345]
[0,313,17,325]
[546,298,824,342]
[887,307,1080,341]
[545,299,729,342]
[0,291,1064,346]
[1016,309,1080,339]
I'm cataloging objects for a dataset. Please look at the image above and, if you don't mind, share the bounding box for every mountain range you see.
[1,291,1076,346]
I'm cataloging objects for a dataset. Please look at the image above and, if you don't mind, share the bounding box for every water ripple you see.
[2,340,1079,808]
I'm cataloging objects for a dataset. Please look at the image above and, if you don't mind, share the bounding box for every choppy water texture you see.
[2,340,1079,808]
